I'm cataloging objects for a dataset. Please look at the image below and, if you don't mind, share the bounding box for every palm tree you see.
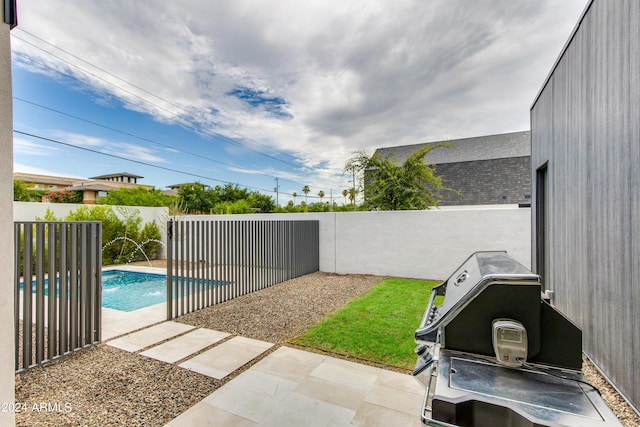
[302,185,310,204]
[348,187,356,206]
[318,190,325,203]
[292,191,298,204]
[342,189,348,205]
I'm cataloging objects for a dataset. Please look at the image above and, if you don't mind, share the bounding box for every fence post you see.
[166,219,173,320]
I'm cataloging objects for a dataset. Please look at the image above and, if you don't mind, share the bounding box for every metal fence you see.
[166,219,319,319]
[14,221,102,373]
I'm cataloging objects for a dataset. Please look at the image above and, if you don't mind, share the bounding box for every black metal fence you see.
[166,219,319,319]
[14,221,102,373]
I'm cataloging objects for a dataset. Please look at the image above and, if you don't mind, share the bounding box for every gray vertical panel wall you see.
[14,222,102,372]
[530,0,639,410]
[166,219,319,319]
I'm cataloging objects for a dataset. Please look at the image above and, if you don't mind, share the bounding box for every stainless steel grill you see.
[412,251,621,427]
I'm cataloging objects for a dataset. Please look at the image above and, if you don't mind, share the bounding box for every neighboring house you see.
[89,172,143,184]
[13,172,154,204]
[13,172,86,191]
[373,131,531,206]
[531,0,639,412]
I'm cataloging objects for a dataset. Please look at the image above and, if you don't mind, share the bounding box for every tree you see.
[342,150,370,205]
[342,189,348,205]
[246,192,276,213]
[345,145,454,210]
[177,183,214,213]
[348,187,356,205]
[98,187,175,207]
[318,190,325,202]
[302,185,310,204]
[292,191,298,204]
[14,180,45,202]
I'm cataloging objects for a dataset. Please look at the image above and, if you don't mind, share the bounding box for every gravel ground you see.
[176,272,384,344]
[14,271,639,426]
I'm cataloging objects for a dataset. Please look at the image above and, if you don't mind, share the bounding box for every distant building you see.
[13,172,153,204]
[89,172,143,184]
[13,172,85,192]
[372,131,531,206]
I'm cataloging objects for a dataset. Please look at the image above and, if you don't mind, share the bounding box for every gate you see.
[14,221,102,372]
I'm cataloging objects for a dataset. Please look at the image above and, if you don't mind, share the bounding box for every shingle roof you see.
[374,131,530,165]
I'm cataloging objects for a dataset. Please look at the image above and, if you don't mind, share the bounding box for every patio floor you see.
[98,265,425,426]
[104,320,424,426]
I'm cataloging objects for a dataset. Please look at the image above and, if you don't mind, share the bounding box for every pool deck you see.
[102,265,426,426]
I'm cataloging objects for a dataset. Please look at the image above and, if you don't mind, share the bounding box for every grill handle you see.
[418,288,438,329]
[415,285,443,343]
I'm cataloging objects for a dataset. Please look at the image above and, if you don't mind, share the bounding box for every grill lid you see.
[438,251,537,317]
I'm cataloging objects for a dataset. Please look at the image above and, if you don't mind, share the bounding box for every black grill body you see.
[412,251,620,427]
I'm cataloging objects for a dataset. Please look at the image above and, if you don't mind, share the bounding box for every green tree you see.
[343,150,370,204]
[246,192,275,213]
[318,190,325,202]
[13,180,46,202]
[292,191,298,204]
[98,187,175,207]
[302,185,310,204]
[342,189,348,205]
[177,183,213,213]
[353,146,453,210]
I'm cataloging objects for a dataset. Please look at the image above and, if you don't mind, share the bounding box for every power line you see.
[13,129,275,194]
[13,96,307,187]
[14,129,327,199]
[11,30,302,169]
[17,27,299,163]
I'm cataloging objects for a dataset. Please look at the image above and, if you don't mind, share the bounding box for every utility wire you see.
[15,129,324,199]
[13,129,280,195]
[13,96,307,187]
[16,27,296,163]
[11,30,301,169]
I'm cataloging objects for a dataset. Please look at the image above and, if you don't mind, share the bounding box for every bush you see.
[46,190,83,203]
[61,206,161,265]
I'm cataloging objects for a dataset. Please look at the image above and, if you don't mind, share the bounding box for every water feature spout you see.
[102,236,154,267]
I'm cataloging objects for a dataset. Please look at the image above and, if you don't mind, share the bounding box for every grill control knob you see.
[415,344,428,356]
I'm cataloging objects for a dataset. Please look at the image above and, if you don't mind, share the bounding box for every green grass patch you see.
[291,278,442,370]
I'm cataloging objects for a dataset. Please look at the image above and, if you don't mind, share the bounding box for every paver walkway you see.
[106,321,424,426]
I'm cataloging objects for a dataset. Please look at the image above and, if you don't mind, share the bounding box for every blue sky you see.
[11,0,587,204]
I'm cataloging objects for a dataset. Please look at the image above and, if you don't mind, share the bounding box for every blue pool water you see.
[102,270,167,311]
[23,270,226,312]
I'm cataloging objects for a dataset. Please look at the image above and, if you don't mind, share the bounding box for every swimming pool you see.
[102,270,167,312]
[23,270,225,313]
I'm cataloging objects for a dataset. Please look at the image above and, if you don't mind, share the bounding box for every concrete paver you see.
[107,321,194,352]
[140,328,230,363]
[104,319,424,426]
[167,345,425,426]
[179,336,273,379]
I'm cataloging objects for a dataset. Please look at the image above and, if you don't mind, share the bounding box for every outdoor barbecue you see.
[413,251,621,426]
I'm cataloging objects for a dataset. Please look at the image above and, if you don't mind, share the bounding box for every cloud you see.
[52,131,167,163]
[13,162,84,178]
[13,137,58,156]
[12,0,588,184]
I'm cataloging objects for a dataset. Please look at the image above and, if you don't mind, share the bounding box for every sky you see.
[11,0,588,204]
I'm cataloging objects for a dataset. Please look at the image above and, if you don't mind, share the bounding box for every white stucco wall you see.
[0,22,15,426]
[331,208,531,279]
[14,202,170,257]
[182,207,531,280]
